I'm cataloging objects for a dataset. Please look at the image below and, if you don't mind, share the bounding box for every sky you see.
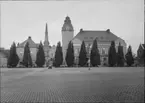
[0,0,144,54]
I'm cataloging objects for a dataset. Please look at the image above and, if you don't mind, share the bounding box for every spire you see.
[45,23,48,33]
[44,23,49,45]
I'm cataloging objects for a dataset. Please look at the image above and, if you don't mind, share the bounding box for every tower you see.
[43,23,50,66]
[44,23,49,46]
[62,16,74,65]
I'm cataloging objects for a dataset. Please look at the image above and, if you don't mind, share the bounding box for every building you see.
[61,16,127,65]
[16,36,39,65]
[16,23,56,66]
[0,48,9,67]
[61,16,74,64]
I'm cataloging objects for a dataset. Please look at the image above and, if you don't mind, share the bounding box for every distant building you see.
[61,16,127,65]
[16,23,56,66]
[16,36,39,65]
[0,48,9,67]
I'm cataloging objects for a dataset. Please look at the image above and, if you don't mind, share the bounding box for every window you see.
[90,37,93,39]
[86,44,88,47]
[105,48,108,54]
[98,48,101,54]
[102,48,105,55]
[75,49,78,54]
[84,37,88,39]
[20,51,23,54]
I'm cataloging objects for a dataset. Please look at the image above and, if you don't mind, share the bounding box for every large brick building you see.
[61,16,127,65]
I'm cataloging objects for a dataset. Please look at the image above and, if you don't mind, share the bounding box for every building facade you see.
[16,23,56,66]
[61,16,127,65]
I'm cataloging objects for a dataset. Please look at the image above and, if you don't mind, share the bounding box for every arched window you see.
[75,49,78,54]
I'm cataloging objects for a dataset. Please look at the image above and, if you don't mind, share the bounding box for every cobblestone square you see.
[1,67,144,103]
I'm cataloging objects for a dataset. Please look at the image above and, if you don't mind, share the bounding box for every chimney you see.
[106,29,110,33]
[28,36,31,39]
[80,28,83,32]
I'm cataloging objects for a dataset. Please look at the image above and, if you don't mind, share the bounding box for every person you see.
[48,58,53,69]
[88,59,91,70]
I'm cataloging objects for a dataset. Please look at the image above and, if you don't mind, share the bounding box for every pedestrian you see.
[48,58,53,69]
[88,59,91,70]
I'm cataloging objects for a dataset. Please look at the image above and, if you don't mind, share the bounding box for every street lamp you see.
[88,44,91,70]
[28,52,29,68]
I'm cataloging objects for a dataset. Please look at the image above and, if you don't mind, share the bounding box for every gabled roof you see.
[17,36,38,48]
[73,29,119,43]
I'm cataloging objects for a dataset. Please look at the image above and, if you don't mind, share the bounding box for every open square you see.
[1,67,144,103]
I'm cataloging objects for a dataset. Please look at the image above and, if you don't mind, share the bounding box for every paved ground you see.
[1,67,144,103]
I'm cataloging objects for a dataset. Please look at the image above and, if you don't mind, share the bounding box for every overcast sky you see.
[1,0,144,54]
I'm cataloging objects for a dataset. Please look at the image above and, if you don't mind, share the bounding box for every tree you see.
[65,41,74,67]
[137,44,145,66]
[7,42,19,67]
[90,39,100,67]
[78,41,87,67]
[22,42,32,67]
[117,42,124,67]
[108,41,117,67]
[54,42,63,67]
[125,45,134,66]
[35,42,45,67]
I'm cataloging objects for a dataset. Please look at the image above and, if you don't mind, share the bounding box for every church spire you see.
[45,23,48,33]
[44,23,49,45]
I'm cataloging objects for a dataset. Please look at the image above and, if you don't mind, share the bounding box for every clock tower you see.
[62,16,74,65]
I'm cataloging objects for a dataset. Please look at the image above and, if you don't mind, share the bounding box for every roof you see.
[141,44,145,49]
[73,29,119,43]
[142,44,145,48]
[62,16,74,31]
[17,36,38,48]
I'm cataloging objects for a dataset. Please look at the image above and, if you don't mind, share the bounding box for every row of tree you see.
[7,42,46,68]
[54,39,134,67]
[7,38,140,68]
[108,41,134,67]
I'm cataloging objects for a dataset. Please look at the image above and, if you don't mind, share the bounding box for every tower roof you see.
[44,23,49,46]
[62,16,74,31]
[45,23,48,33]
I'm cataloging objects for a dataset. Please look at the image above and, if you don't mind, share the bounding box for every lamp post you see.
[88,44,91,70]
[28,52,29,68]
